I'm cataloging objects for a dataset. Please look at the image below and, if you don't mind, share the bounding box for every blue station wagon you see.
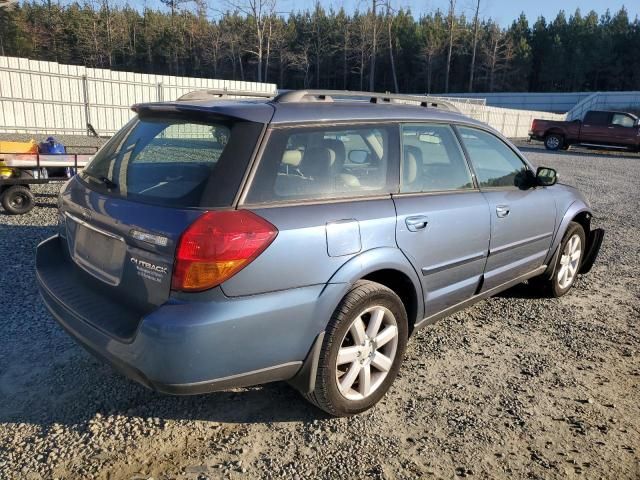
[36,90,604,416]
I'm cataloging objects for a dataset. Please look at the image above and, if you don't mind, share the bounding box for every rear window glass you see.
[80,114,262,208]
[401,124,474,192]
[583,111,610,125]
[245,125,397,204]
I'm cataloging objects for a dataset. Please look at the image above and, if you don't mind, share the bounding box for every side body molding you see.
[325,247,425,327]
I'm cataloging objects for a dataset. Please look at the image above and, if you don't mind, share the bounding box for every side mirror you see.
[536,166,558,187]
[348,149,369,164]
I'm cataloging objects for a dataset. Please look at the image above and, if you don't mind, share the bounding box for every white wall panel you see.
[0,55,277,135]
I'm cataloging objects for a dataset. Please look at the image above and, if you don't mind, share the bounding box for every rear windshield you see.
[80,113,262,208]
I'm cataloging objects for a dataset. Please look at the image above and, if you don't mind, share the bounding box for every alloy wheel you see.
[547,136,560,149]
[557,233,582,289]
[335,306,399,401]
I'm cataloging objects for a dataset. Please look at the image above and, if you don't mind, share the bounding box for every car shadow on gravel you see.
[494,282,542,299]
[2,363,327,427]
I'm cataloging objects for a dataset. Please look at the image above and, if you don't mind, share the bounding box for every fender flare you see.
[325,246,425,324]
[289,247,425,395]
[543,200,592,276]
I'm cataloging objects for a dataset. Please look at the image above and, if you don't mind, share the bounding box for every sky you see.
[272,0,639,26]
[55,0,639,26]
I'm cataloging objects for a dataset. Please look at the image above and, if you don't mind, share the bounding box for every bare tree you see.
[263,14,286,83]
[385,0,398,92]
[353,13,374,91]
[311,2,331,88]
[483,22,514,91]
[220,13,247,80]
[160,0,192,17]
[335,10,350,89]
[264,15,272,81]
[468,0,480,92]
[287,39,313,88]
[368,0,379,91]
[227,0,276,82]
[0,0,18,56]
[421,13,446,94]
[444,0,456,93]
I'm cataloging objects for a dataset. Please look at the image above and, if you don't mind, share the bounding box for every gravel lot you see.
[0,147,638,479]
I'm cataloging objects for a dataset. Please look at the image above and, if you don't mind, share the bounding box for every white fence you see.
[446,101,565,138]
[445,92,594,113]
[0,56,277,136]
[0,55,565,139]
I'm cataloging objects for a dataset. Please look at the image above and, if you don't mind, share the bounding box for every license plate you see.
[72,222,126,286]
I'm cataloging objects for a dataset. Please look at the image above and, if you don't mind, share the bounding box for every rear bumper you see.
[37,235,341,394]
[529,131,545,141]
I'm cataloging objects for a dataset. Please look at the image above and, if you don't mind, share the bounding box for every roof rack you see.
[273,89,460,112]
[177,88,274,102]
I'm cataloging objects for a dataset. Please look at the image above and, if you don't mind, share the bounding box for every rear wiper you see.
[99,176,118,189]
[85,171,117,189]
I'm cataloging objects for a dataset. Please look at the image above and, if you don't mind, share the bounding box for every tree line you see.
[1,0,639,93]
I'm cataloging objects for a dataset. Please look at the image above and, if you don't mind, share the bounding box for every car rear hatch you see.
[49,106,267,340]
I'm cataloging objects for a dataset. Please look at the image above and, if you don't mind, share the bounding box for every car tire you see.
[1,185,35,215]
[544,134,563,151]
[304,280,408,416]
[532,222,586,298]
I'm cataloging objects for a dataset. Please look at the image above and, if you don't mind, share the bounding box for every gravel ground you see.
[0,148,638,480]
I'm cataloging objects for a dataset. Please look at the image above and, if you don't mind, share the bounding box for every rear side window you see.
[457,127,529,188]
[80,114,262,207]
[245,125,398,204]
[584,111,610,125]
[401,124,474,193]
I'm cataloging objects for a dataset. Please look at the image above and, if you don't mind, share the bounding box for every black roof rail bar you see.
[272,89,460,112]
[177,88,274,102]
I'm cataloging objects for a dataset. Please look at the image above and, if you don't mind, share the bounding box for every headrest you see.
[404,145,423,184]
[300,147,332,180]
[321,139,346,169]
[282,149,302,167]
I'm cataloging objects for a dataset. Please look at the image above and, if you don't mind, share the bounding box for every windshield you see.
[80,113,262,208]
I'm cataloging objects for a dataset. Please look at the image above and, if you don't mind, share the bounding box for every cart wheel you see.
[1,185,35,215]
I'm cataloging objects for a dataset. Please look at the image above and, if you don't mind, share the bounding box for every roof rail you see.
[273,89,460,112]
[177,88,274,102]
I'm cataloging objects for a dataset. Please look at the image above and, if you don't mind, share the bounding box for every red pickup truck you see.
[529,110,640,151]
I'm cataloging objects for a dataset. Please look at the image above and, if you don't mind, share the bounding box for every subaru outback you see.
[36,89,604,416]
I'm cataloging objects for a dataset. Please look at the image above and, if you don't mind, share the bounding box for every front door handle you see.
[496,205,510,218]
[405,215,428,231]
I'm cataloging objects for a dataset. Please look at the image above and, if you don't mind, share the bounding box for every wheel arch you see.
[290,248,424,395]
[542,201,592,278]
[545,128,565,138]
[326,247,424,335]
[361,269,419,335]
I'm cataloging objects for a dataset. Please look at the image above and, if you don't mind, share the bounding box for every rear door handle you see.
[405,215,428,232]
[496,205,510,218]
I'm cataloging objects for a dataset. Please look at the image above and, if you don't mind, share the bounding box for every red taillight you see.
[171,210,278,292]
[531,119,539,131]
